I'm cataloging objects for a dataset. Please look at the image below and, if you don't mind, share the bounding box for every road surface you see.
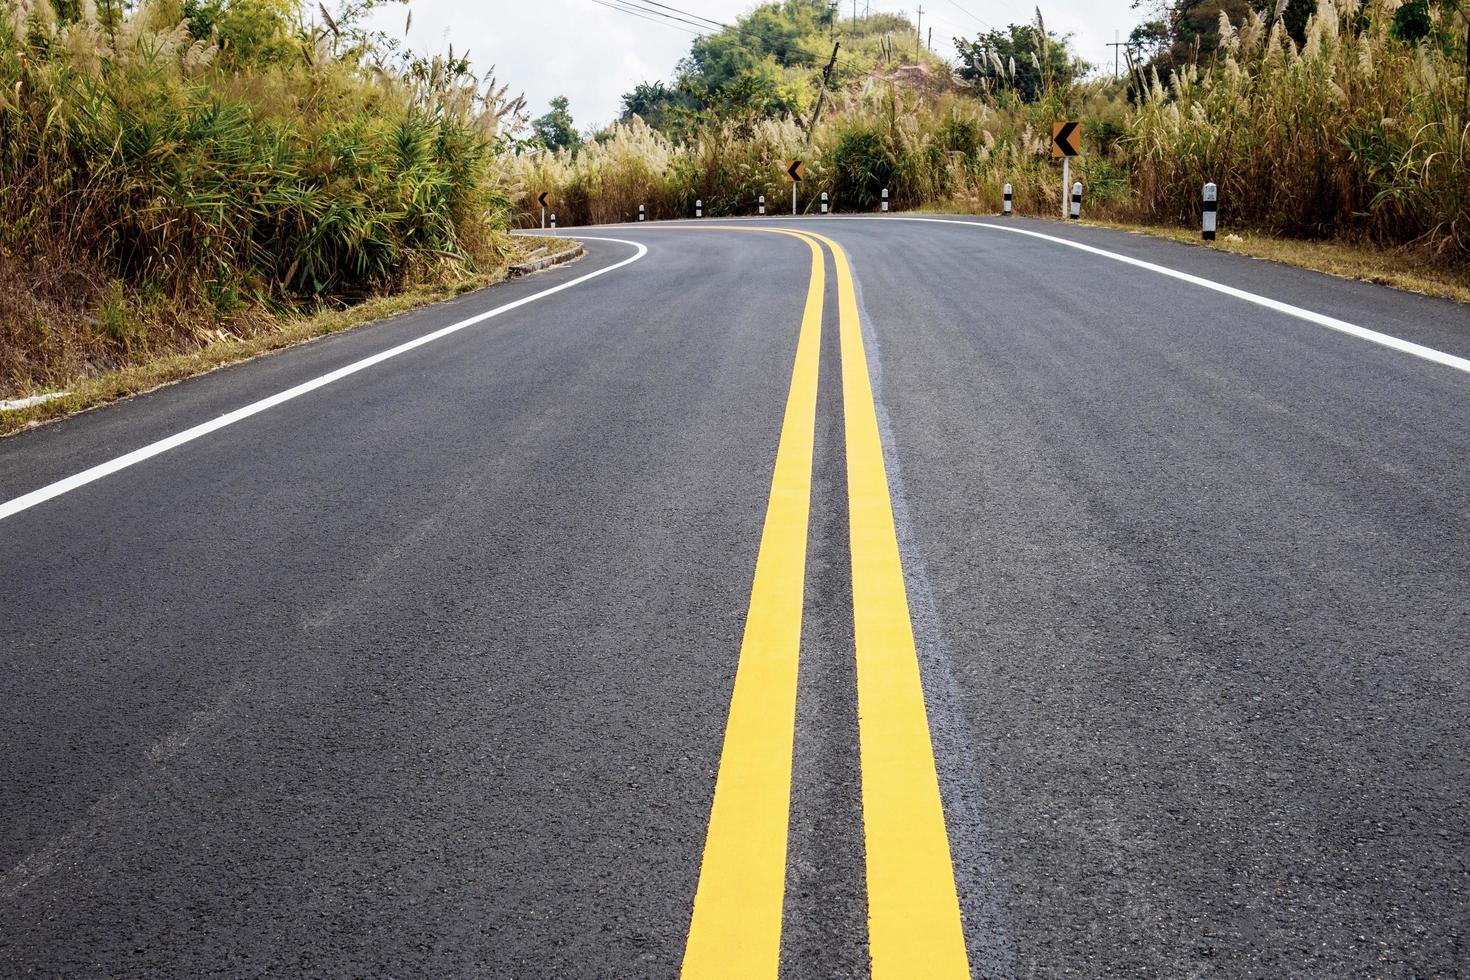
[2,216,1467,977]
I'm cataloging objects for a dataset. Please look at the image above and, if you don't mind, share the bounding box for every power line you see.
[627,0,727,30]
[943,0,1030,29]
[592,0,961,75]
[619,0,823,53]
[943,0,998,32]
[595,0,870,74]
[860,2,972,50]
[601,0,714,34]
[590,0,705,35]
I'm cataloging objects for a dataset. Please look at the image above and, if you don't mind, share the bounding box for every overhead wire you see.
[627,0,728,30]
[943,0,998,31]
[601,0,721,34]
[591,0,981,76]
[846,1,973,56]
[594,0,873,74]
[590,0,706,35]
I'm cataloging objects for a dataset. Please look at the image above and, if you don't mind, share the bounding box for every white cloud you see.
[365,0,1147,132]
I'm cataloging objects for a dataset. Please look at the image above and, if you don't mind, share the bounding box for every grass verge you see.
[1075,219,1470,306]
[0,237,579,439]
[912,203,1470,305]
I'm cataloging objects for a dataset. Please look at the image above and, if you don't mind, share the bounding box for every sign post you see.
[786,159,804,214]
[1051,121,1080,220]
[537,191,550,229]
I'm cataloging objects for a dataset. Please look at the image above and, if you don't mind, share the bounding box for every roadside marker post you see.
[759,194,766,216]
[1070,181,1082,220]
[786,159,804,215]
[696,199,703,218]
[1003,182,1012,215]
[821,191,829,214]
[1203,182,1217,241]
[881,187,889,212]
[550,212,557,230]
[638,203,646,222]
[1051,121,1080,220]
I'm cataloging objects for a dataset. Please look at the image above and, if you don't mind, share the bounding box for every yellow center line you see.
[800,229,972,979]
[680,228,826,979]
[664,224,970,977]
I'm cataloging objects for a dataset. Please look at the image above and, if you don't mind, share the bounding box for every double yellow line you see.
[679,228,971,978]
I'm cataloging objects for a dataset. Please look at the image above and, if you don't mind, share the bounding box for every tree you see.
[533,96,583,154]
[181,0,299,65]
[620,81,681,129]
[615,0,857,134]
[1389,0,1469,121]
[681,0,828,91]
[954,24,1084,101]
[1128,0,1314,84]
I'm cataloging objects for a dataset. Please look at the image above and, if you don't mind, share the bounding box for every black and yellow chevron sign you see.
[1051,121,1081,158]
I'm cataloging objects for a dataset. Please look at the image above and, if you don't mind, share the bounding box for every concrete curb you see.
[509,242,585,277]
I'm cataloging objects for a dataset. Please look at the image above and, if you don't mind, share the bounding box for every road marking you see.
[667,224,971,975]
[681,230,825,978]
[0,237,648,524]
[802,230,971,979]
[833,215,1470,377]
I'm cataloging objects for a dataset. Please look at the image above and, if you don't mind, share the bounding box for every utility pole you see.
[927,26,932,51]
[829,0,837,40]
[853,0,857,28]
[1106,31,1126,78]
[916,4,923,56]
[806,42,841,138]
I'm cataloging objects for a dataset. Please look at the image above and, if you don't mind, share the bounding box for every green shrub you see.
[0,0,517,393]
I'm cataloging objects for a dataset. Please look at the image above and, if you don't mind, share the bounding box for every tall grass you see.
[515,0,1468,261]
[511,84,1130,224]
[0,0,516,394]
[1128,0,1470,253]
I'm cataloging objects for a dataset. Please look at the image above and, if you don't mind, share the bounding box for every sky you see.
[364,0,1147,131]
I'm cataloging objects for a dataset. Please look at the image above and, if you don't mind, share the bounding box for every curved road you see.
[1,217,1467,977]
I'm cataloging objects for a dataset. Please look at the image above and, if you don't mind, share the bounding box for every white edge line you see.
[827,214,1470,377]
[0,236,648,524]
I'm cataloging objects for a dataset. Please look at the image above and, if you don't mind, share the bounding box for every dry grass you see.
[1084,220,1470,304]
[517,0,1470,263]
[0,237,576,437]
[0,0,522,400]
[900,196,1470,302]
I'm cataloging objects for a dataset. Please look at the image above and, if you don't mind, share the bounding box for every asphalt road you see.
[1,216,1467,978]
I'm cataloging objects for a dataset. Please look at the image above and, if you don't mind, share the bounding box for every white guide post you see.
[1061,157,1069,220]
